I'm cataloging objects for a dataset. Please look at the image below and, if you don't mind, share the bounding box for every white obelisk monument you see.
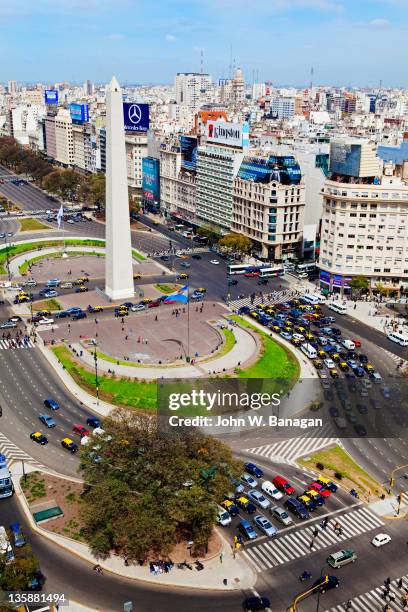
[105,76,134,300]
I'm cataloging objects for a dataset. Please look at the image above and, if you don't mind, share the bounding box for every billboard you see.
[206,120,249,148]
[142,157,160,209]
[123,103,149,132]
[44,90,58,105]
[69,103,89,124]
[330,143,361,177]
[180,135,198,171]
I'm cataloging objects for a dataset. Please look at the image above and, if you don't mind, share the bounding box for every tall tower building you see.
[104,76,134,301]
[174,72,212,111]
[232,67,245,104]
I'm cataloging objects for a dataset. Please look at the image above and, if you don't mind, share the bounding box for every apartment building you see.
[159,141,196,221]
[54,108,74,166]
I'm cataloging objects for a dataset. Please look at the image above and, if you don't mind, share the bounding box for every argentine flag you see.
[164,285,189,304]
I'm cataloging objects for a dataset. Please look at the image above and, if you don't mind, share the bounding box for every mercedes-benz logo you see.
[128,104,142,125]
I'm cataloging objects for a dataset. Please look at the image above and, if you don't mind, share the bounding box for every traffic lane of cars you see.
[269,517,406,612]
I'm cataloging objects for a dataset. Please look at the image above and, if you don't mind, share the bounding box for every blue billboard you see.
[180,136,197,171]
[142,157,160,211]
[123,103,149,132]
[44,90,58,105]
[69,103,89,124]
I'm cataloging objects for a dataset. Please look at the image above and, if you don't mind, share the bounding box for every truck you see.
[0,455,14,499]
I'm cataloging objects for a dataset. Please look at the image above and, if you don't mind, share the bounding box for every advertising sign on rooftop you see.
[206,120,249,148]
[123,103,149,132]
[44,90,58,105]
[69,103,89,124]
[180,135,198,171]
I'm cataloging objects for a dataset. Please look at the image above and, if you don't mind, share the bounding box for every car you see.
[381,386,391,398]
[133,273,142,280]
[67,218,75,224]
[9,523,26,548]
[273,475,295,495]
[312,575,340,594]
[333,416,347,429]
[261,480,283,500]
[280,331,292,340]
[86,416,101,428]
[253,514,277,537]
[243,596,271,611]
[329,405,340,418]
[270,505,293,525]
[244,463,264,478]
[44,398,59,410]
[329,369,339,379]
[75,285,89,293]
[0,321,17,329]
[317,476,338,492]
[55,311,70,319]
[240,473,258,488]
[160,255,170,261]
[88,305,104,313]
[324,358,335,369]
[284,497,309,520]
[210,259,219,265]
[352,338,362,347]
[327,549,357,569]
[244,271,259,277]
[309,482,331,498]
[305,489,325,506]
[338,361,349,372]
[346,412,358,425]
[372,533,391,547]
[356,403,368,414]
[354,423,367,436]
[227,278,238,286]
[248,490,271,510]
[39,414,56,428]
[72,311,87,321]
[45,279,61,287]
[72,424,91,438]
[297,494,316,512]
[30,431,48,445]
[179,261,190,268]
[43,290,58,298]
[238,519,258,540]
[61,438,78,453]
[121,302,133,309]
[38,317,54,325]
[221,499,238,516]
[148,300,161,308]
[236,496,257,513]
[230,477,245,494]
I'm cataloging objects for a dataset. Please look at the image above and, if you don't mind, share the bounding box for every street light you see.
[3,232,14,283]
[92,339,99,405]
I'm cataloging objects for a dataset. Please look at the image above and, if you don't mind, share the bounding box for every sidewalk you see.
[11,461,255,591]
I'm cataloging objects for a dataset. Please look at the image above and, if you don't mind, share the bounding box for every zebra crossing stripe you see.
[325,574,408,612]
[0,340,34,350]
[246,431,338,465]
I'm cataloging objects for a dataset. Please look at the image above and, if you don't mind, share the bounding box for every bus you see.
[387,331,408,347]
[328,302,348,315]
[258,266,285,278]
[228,264,252,275]
[302,293,326,305]
[296,262,317,274]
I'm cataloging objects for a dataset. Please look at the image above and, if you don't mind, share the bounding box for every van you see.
[387,331,408,347]
[301,343,317,359]
[327,549,357,568]
[284,497,309,520]
[216,505,232,526]
[342,339,356,350]
[371,371,382,384]
[329,302,347,314]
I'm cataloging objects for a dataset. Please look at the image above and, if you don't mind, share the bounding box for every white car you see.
[131,304,146,312]
[292,333,305,342]
[261,480,283,500]
[60,282,73,289]
[324,358,336,369]
[67,219,75,224]
[210,259,220,265]
[372,533,391,548]
[38,317,54,325]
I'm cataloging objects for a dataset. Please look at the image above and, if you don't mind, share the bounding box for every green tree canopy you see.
[78,173,106,210]
[79,409,242,560]
[0,545,39,592]
[197,225,221,246]
[349,275,369,295]
[218,233,252,255]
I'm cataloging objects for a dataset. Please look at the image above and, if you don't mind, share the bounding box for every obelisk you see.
[105,76,134,300]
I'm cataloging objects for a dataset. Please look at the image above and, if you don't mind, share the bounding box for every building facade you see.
[54,108,74,166]
[174,73,212,111]
[125,133,148,189]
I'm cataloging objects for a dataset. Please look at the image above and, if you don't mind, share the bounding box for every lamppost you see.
[3,232,13,283]
[92,339,99,405]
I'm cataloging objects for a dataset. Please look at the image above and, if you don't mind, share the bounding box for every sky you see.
[1,0,408,87]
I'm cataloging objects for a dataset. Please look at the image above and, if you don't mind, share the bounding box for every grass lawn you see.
[19,218,49,232]
[19,250,103,275]
[52,345,157,410]
[299,445,388,501]
[230,315,299,380]
[34,298,61,311]
[154,283,180,294]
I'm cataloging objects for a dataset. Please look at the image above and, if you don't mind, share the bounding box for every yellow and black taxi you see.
[291,337,302,347]
[364,363,375,373]
[305,488,325,506]
[329,368,339,378]
[114,306,129,317]
[317,349,326,359]
[339,361,349,371]
[139,298,152,305]
[305,332,314,341]
[177,273,189,280]
[297,493,316,512]
[313,358,324,370]
[88,305,104,313]
[133,273,142,280]
[36,309,51,317]
[331,353,341,363]
[61,438,78,453]
[271,325,281,333]
[75,285,89,293]
[197,287,206,294]
[221,499,239,516]
[30,431,48,445]
[249,311,260,320]
[264,306,275,315]
[78,276,89,284]
[14,293,30,304]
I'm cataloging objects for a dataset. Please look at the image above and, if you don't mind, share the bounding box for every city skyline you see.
[1,0,408,87]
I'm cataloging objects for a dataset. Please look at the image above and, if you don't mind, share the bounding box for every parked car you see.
[253,514,277,537]
[244,463,264,478]
[240,473,258,488]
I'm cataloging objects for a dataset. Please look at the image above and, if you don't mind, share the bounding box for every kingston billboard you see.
[206,120,249,148]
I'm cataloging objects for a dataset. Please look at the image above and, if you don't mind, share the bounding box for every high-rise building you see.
[232,155,305,261]
[174,73,212,111]
[319,144,408,295]
[7,81,18,94]
[159,140,196,222]
[125,133,148,189]
[83,80,94,96]
[271,96,295,119]
[232,67,245,104]
[44,115,57,159]
[54,108,74,166]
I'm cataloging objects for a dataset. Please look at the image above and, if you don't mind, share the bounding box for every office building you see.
[174,72,212,111]
[7,81,17,94]
[271,96,295,119]
[54,108,74,166]
[125,133,148,189]
[232,155,305,261]
[159,140,197,222]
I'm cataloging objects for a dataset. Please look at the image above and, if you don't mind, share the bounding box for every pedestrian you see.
[313,527,319,538]
[385,577,391,586]
[223,578,228,586]
[219,552,224,564]
[124,554,129,566]
[155,315,158,321]
[125,335,128,340]
[309,539,314,549]
[338,527,343,536]
[398,578,403,589]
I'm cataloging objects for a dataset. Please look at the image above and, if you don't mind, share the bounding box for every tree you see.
[79,409,242,560]
[218,233,252,255]
[42,168,83,200]
[348,275,369,297]
[0,546,39,592]
[197,225,220,247]
[78,173,106,210]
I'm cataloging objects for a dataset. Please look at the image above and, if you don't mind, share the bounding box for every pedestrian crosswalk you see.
[326,573,408,611]
[241,507,384,573]
[229,289,299,311]
[245,424,338,465]
[0,432,44,468]
[0,339,35,350]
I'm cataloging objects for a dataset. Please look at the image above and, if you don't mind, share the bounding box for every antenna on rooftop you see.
[310,66,314,90]
[200,49,204,75]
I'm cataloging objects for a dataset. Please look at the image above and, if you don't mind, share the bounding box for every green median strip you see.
[19,217,49,231]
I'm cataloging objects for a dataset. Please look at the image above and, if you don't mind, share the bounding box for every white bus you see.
[301,343,317,359]
[296,262,317,274]
[329,302,348,315]
[387,331,408,347]
[258,266,285,278]
[228,264,251,275]
[301,294,320,306]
